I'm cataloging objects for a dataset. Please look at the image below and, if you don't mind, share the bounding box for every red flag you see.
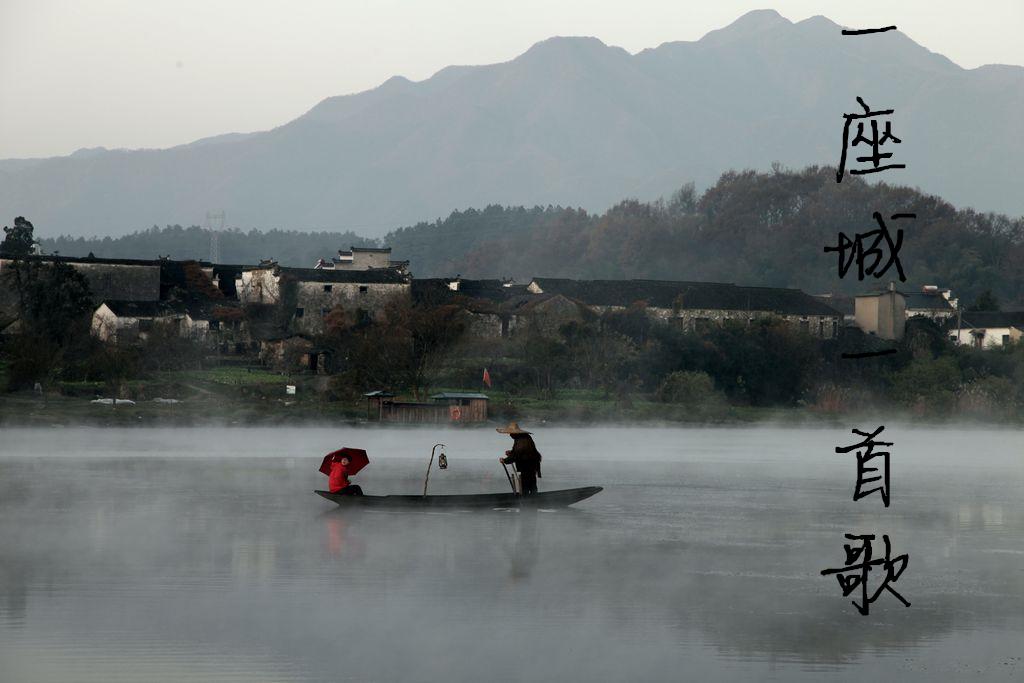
[482,368,492,388]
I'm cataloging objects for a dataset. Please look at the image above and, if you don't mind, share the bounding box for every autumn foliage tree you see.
[322,299,466,398]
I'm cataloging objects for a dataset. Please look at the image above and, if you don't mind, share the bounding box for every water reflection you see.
[1,426,1022,681]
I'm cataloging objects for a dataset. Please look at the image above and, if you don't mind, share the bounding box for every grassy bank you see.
[0,372,987,428]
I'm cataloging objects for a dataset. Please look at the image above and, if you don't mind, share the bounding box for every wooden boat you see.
[315,486,602,509]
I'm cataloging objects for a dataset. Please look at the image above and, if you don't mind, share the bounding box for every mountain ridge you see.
[2,10,1022,237]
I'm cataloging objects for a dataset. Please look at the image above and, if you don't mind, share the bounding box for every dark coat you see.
[502,434,542,478]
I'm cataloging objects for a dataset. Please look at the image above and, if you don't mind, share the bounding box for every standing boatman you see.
[497,422,542,495]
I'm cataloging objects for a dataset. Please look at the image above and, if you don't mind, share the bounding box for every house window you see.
[138,319,153,332]
[321,308,330,317]
[799,319,809,334]
[295,307,304,318]
[1002,334,1010,346]
[693,317,711,333]
[359,285,369,294]
[323,285,332,292]
[832,320,838,337]
[209,320,220,330]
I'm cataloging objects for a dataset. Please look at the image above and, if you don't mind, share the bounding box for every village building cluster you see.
[2,247,1021,375]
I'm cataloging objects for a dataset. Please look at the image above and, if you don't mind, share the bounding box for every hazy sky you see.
[2,0,1022,159]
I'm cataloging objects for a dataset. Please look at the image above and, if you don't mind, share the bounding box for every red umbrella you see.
[319,447,370,476]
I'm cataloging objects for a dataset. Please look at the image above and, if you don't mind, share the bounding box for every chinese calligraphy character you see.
[821,533,910,615]
[836,97,905,182]
[824,211,912,282]
[841,26,896,36]
[835,425,892,507]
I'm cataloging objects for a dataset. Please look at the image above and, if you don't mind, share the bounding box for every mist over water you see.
[1,426,1022,681]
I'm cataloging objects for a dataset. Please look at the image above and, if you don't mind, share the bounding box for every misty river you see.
[1,425,1022,682]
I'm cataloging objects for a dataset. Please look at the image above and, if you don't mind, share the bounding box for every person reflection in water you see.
[329,456,363,496]
[498,422,542,495]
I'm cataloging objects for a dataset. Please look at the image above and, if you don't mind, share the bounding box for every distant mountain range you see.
[3,9,1022,238]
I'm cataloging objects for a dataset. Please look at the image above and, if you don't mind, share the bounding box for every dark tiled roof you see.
[905,292,954,311]
[814,294,855,316]
[183,302,241,321]
[529,278,841,316]
[276,267,409,284]
[957,311,1024,329]
[100,300,182,317]
[351,246,392,253]
[412,278,511,306]
[1,254,171,267]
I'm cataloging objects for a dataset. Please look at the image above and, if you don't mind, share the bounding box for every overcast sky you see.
[1,0,1021,159]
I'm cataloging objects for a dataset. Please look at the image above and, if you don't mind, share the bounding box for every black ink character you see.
[821,533,910,615]
[841,26,897,36]
[835,425,892,507]
[824,212,913,282]
[837,97,905,182]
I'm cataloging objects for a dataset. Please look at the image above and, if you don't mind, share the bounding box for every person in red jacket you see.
[328,456,363,496]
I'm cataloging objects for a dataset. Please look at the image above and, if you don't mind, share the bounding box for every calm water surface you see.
[1,425,1022,682]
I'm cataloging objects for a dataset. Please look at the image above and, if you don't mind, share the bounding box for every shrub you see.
[957,376,1019,418]
[657,370,720,405]
[888,357,962,414]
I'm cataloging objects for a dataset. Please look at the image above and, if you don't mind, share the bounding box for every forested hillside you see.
[40,226,373,267]
[35,167,1024,307]
[386,167,1024,305]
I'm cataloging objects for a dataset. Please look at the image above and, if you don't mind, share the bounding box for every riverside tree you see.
[1,216,36,256]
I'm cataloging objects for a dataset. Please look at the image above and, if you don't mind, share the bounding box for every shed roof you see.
[430,392,490,400]
[528,278,840,316]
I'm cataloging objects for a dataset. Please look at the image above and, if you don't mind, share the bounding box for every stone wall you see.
[235,269,281,305]
[292,281,410,335]
[649,307,840,339]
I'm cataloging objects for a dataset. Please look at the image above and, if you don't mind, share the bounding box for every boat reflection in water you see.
[1,426,1023,682]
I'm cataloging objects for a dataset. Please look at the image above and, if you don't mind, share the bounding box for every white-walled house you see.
[949,311,1024,349]
[91,300,239,347]
[91,300,181,344]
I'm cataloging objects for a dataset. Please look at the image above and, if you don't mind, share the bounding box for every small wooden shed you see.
[364,390,396,421]
[430,392,490,423]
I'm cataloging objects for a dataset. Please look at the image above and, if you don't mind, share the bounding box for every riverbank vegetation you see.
[3,289,1023,425]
